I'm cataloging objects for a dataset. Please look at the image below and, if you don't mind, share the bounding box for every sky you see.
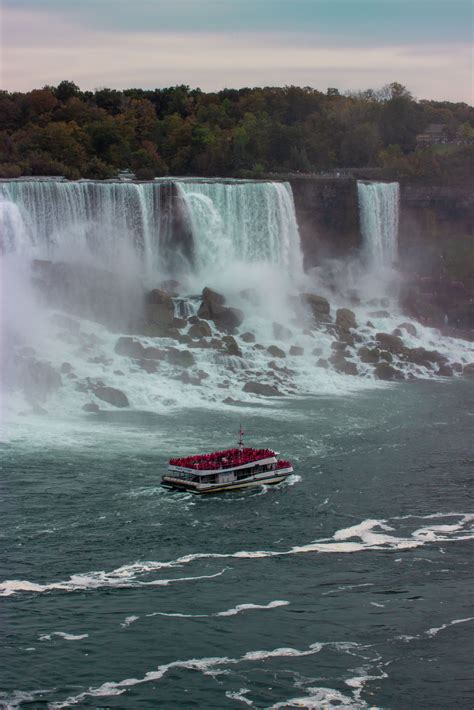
[1,0,472,102]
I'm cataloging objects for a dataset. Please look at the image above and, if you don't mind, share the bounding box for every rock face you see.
[336,308,357,331]
[94,386,129,408]
[145,289,175,327]
[197,287,244,333]
[302,294,331,323]
[243,382,281,396]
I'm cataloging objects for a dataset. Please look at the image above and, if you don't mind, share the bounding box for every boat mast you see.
[238,422,245,450]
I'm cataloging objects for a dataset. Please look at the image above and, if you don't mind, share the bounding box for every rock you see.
[336,308,357,331]
[94,386,129,408]
[189,321,212,339]
[437,364,453,377]
[273,322,293,340]
[302,294,331,323]
[198,289,244,333]
[202,287,225,307]
[166,348,195,368]
[358,346,380,363]
[312,347,323,356]
[402,347,448,368]
[368,310,391,318]
[398,322,417,337]
[138,359,159,373]
[241,332,256,343]
[145,289,175,326]
[243,381,281,396]
[392,328,403,337]
[176,372,202,386]
[51,314,80,332]
[375,332,405,354]
[269,361,295,376]
[463,363,474,377]
[374,363,402,381]
[17,359,62,402]
[188,315,200,325]
[115,337,145,359]
[338,330,355,346]
[316,358,329,368]
[380,350,393,363]
[82,402,100,413]
[253,343,265,351]
[142,346,166,360]
[223,335,242,357]
[172,317,187,329]
[177,333,193,345]
[197,370,209,380]
[140,323,177,338]
[289,345,304,356]
[366,321,375,328]
[223,396,247,406]
[89,355,111,366]
[334,359,358,376]
[267,345,286,358]
[114,370,125,376]
[452,362,463,373]
[60,362,73,374]
[331,341,347,352]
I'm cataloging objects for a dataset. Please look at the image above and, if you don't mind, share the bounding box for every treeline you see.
[0,80,472,181]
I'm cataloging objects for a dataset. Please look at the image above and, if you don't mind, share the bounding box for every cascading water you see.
[357,181,399,270]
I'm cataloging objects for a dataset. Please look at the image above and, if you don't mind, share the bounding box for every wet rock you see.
[241,332,256,343]
[197,370,209,380]
[253,343,266,351]
[269,361,295,376]
[177,333,193,345]
[114,337,145,359]
[60,362,73,374]
[198,289,244,332]
[145,289,175,326]
[402,347,448,368]
[189,321,212,339]
[172,317,187,329]
[437,364,453,377]
[333,359,358,376]
[452,362,463,373]
[273,322,293,340]
[217,382,230,389]
[398,322,417,337]
[223,397,247,406]
[166,348,195,368]
[142,346,166,360]
[188,315,200,325]
[392,328,403,337]
[368,310,391,318]
[463,363,474,377]
[366,321,375,328]
[374,363,403,381]
[82,402,100,413]
[189,339,213,349]
[223,335,242,357]
[114,370,125,376]
[267,345,286,358]
[380,350,393,363]
[312,347,323,356]
[94,386,129,407]
[289,345,304,356]
[137,359,159,374]
[336,308,357,331]
[316,358,329,368]
[89,355,112,366]
[358,346,380,363]
[243,381,281,396]
[176,372,202,386]
[302,293,331,323]
[375,332,405,355]
[331,341,347,352]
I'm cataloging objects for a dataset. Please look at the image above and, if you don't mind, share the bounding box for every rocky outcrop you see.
[302,293,331,323]
[243,382,281,396]
[197,287,244,333]
[375,332,405,355]
[94,386,129,407]
[189,321,212,339]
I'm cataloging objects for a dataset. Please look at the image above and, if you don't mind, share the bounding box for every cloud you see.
[1,6,472,102]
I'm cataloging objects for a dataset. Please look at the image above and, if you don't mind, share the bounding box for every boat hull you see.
[161,468,293,495]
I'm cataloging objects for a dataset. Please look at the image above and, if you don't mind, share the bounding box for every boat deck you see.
[169,447,277,472]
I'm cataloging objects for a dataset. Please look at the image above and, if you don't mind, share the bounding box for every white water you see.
[357,181,399,270]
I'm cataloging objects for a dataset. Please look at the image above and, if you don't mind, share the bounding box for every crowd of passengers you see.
[169,447,278,470]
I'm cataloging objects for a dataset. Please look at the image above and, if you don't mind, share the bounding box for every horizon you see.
[1,0,472,103]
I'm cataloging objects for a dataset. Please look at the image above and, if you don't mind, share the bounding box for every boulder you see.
[253,343,265,351]
[392,328,403,337]
[94,386,129,408]
[336,308,357,331]
[60,362,73,374]
[302,293,331,322]
[463,363,474,377]
[176,371,202,386]
[223,335,242,357]
[269,361,295,376]
[452,362,463,373]
[241,332,256,343]
[331,341,347,352]
[333,359,358,376]
[273,322,293,340]
[289,345,304,356]
[437,364,453,377]
[189,321,212,339]
[142,346,166,360]
[166,348,195,368]
[312,347,323,356]
[82,402,100,413]
[316,358,329,368]
[402,347,447,368]
[380,350,393,363]
[198,289,244,333]
[358,346,380,363]
[115,337,145,359]
[375,332,405,354]
[145,289,175,326]
[188,315,200,325]
[138,359,159,373]
[243,381,281,397]
[172,317,187,329]
[398,322,417,337]
[374,363,402,381]
[267,345,286,358]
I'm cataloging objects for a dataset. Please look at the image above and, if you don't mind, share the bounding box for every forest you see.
[0,80,472,181]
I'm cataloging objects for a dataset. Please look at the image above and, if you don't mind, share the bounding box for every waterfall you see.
[357,181,399,269]
[172,179,303,281]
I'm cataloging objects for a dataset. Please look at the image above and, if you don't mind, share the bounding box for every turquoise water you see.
[1,380,473,709]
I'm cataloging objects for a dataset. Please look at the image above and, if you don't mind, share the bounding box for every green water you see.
[1,380,473,709]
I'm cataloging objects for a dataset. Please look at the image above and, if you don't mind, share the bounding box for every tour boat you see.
[161,428,293,494]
